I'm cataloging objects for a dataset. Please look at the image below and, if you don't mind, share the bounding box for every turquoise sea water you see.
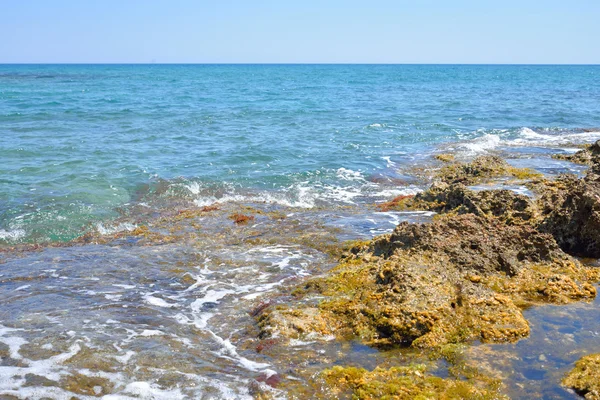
[2,65,600,398]
[2,64,600,243]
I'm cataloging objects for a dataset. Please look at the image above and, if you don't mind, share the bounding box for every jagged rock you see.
[404,182,536,224]
[538,171,600,258]
[258,214,597,349]
[552,140,600,166]
[436,155,540,185]
[372,214,566,277]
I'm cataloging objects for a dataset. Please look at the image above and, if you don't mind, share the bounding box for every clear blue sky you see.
[1,0,599,64]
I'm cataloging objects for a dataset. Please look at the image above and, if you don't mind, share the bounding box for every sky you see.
[1,0,599,64]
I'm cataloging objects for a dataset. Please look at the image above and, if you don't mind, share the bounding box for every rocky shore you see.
[255,144,600,399]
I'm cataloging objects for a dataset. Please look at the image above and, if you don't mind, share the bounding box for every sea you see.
[1,64,600,399]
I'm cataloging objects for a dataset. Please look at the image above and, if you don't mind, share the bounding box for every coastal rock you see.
[371,214,566,277]
[384,151,600,258]
[563,353,600,399]
[537,171,600,258]
[552,140,600,166]
[258,214,597,348]
[394,183,537,224]
[435,155,540,185]
[434,153,455,163]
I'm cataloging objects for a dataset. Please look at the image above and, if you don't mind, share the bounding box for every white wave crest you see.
[0,229,26,241]
[457,134,501,154]
[507,127,600,146]
[96,222,137,235]
[336,167,365,182]
[184,181,202,195]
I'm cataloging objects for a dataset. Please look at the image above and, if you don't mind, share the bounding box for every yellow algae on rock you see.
[320,365,506,400]
[258,212,597,349]
[563,353,600,399]
[436,155,541,185]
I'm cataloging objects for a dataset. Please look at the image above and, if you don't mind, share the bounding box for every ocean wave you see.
[179,169,390,209]
[456,134,502,154]
[336,167,365,182]
[506,127,600,146]
[448,127,600,158]
[186,181,393,209]
[96,222,137,235]
[0,228,26,241]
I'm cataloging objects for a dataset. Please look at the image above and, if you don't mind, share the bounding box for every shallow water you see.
[0,198,447,398]
[467,290,600,399]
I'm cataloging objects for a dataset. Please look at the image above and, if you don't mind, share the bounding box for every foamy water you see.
[0,237,329,398]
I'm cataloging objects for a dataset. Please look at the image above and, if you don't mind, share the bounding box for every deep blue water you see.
[2,64,600,242]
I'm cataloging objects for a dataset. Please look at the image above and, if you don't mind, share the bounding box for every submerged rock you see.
[563,353,600,399]
[320,364,506,400]
[434,153,455,163]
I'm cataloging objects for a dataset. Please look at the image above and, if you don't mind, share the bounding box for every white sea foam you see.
[184,181,202,195]
[457,134,501,154]
[336,167,365,181]
[289,339,316,346]
[210,332,271,371]
[190,289,235,310]
[103,382,185,400]
[144,294,177,308]
[374,187,422,199]
[0,336,28,360]
[139,329,164,337]
[381,156,397,168]
[0,341,85,398]
[507,127,600,146]
[0,229,26,241]
[186,171,383,209]
[96,222,137,235]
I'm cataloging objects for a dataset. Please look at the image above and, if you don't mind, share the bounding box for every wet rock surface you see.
[537,171,600,258]
[552,140,600,166]
[563,353,600,399]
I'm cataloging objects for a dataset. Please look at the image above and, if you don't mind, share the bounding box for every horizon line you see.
[1,62,600,66]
